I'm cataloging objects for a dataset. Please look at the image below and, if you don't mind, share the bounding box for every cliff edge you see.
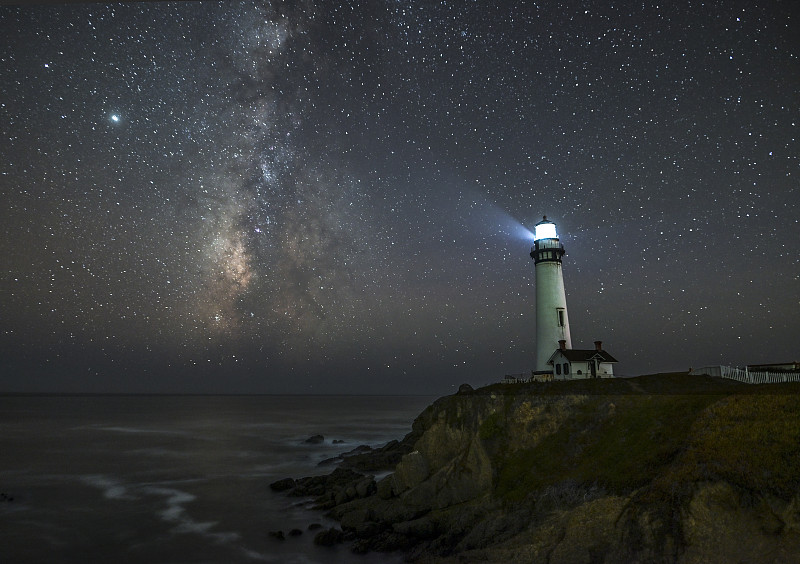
[277,374,800,562]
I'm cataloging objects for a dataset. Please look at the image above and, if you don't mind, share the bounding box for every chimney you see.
[594,340,603,351]
[559,340,567,351]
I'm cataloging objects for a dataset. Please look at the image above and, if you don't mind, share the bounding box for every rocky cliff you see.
[276,374,800,562]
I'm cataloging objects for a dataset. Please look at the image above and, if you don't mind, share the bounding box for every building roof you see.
[548,349,619,364]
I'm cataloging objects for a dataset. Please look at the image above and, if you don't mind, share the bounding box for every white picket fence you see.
[690,365,800,385]
[503,373,530,383]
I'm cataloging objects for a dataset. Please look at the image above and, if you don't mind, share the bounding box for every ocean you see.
[0,394,436,563]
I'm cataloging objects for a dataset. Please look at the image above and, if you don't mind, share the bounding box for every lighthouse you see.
[530,216,572,374]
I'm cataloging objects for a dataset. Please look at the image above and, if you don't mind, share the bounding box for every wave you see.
[79,476,241,546]
[80,474,135,500]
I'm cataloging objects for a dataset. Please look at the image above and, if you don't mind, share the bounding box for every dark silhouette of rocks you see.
[269,477,296,492]
[304,434,324,444]
[286,467,375,504]
[317,440,412,471]
[457,383,474,394]
[313,527,344,546]
[272,374,800,562]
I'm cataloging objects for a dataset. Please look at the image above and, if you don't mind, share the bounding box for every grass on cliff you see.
[654,393,800,499]
[496,394,721,501]
[493,374,800,503]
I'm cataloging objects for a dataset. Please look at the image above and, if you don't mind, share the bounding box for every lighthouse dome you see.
[533,216,558,241]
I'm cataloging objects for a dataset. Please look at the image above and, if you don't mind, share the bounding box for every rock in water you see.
[269,477,296,491]
[304,434,324,444]
[314,527,344,546]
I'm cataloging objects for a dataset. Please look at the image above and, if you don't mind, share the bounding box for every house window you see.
[563,363,569,375]
[555,363,562,375]
[557,309,565,327]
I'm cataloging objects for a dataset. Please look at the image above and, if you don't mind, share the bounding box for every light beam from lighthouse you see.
[530,216,572,374]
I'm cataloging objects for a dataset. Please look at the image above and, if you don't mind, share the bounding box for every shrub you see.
[479,411,504,440]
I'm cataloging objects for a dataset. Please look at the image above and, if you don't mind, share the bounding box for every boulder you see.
[355,477,376,498]
[291,467,365,498]
[340,508,373,530]
[314,527,344,546]
[391,450,429,495]
[269,477,296,492]
[304,434,324,444]
[355,521,382,539]
[377,475,395,499]
[291,475,328,497]
[392,516,438,539]
[334,489,349,505]
[337,441,412,472]
[328,466,363,484]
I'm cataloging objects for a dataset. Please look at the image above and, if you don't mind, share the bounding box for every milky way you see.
[1,1,798,393]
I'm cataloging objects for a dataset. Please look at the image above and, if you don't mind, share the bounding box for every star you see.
[1,1,797,393]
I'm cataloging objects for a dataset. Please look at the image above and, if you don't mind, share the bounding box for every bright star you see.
[110,114,120,123]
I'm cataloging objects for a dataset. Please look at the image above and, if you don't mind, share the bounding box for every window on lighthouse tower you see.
[557,309,565,327]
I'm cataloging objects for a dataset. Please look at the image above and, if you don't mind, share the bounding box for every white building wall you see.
[598,363,614,377]
[571,360,588,378]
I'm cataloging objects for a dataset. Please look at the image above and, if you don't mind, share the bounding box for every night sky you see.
[2,1,798,394]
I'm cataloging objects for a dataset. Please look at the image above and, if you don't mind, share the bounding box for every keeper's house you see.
[547,340,618,379]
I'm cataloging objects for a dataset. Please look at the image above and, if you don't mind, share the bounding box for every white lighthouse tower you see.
[530,216,572,374]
